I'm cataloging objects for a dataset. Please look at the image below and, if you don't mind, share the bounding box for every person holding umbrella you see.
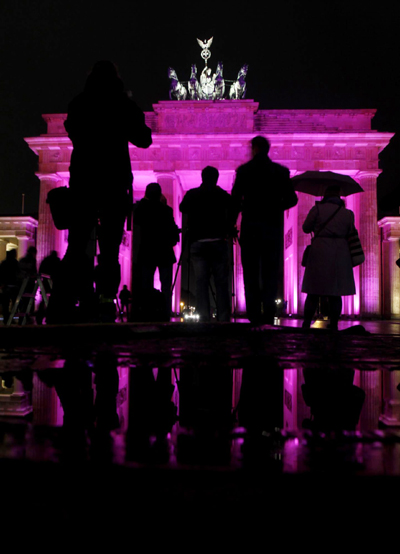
[300,184,359,330]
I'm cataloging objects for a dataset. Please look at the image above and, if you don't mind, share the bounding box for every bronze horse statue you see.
[188,64,201,100]
[168,67,187,101]
[229,64,248,99]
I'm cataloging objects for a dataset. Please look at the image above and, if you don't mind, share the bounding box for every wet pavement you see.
[1,317,400,533]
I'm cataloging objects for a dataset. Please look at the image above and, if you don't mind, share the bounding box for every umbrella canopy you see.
[291,171,364,197]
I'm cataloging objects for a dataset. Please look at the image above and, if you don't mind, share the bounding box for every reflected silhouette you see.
[37,349,120,459]
[177,365,233,465]
[127,366,177,462]
[301,368,365,431]
[237,357,283,434]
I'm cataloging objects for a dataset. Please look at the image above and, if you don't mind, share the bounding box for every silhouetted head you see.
[85,60,123,93]
[323,185,341,199]
[201,166,219,187]
[145,182,162,201]
[251,136,270,156]
[27,246,37,257]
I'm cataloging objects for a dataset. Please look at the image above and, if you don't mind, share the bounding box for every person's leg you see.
[240,222,264,324]
[303,294,319,328]
[46,200,96,323]
[97,198,127,299]
[241,242,262,324]
[190,241,211,321]
[328,296,342,330]
[210,241,231,322]
[158,265,173,320]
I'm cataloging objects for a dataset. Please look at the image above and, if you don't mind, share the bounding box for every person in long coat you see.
[133,183,180,320]
[301,185,356,330]
[46,60,152,323]
[232,136,298,324]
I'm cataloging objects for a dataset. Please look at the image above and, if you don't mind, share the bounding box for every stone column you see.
[297,192,315,315]
[378,217,400,319]
[153,174,182,313]
[234,214,246,314]
[171,175,183,315]
[357,172,381,316]
[37,175,65,265]
[0,240,7,262]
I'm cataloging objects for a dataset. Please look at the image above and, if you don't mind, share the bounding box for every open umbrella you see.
[291,171,364,197]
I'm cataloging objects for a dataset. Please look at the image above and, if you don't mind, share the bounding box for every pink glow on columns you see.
[233,215,246,314]
[283,201,298,315]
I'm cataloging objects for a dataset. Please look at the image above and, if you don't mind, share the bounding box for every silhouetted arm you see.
[231,168,245,223]
[179,191,192,215]
[282,183,298,210]
[126,99,152,149]
[280,167,298,210]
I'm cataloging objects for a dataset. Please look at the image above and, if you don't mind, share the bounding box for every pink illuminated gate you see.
[26,104,392,318]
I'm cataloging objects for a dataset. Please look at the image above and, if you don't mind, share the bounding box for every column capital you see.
[356,170,382,179]
[378,216,400,241]
[37,173,64,184]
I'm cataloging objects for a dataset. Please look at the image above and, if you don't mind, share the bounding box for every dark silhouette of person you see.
[39,250,61,282]
[19,246,37,279]
[133,182,180,320]
[235,353,283,437]
[301,185,357,330]
[0,249,20,324]
[36,250,61,324]
[17,246,38,323]
[127,367,177,457]
[232,136,298,325]
[301,368,365,431]
[38,349,120,459]
[46,60,152,323]
[119,284,132,319]
[179,166,235,322]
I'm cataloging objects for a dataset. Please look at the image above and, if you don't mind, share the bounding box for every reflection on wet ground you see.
[1,320,400,532]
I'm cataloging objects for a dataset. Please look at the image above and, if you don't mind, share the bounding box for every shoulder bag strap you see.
[314,205,342,238]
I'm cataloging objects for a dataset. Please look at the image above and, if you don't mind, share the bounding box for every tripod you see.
[171,229,189,295]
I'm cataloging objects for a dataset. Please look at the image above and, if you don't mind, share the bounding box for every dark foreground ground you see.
[1,317,399,538]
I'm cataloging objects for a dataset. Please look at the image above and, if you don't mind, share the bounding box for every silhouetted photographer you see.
[47,60,152,323]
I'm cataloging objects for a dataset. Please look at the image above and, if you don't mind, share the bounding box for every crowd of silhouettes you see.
[3,59,371,331]
[0,59,298,325]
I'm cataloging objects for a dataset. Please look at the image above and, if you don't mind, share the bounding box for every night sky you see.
[1,0,400,216]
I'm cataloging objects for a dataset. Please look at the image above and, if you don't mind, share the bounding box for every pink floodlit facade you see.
[25,101,394,317]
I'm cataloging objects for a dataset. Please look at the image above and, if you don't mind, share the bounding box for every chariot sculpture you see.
[168,38,248,101]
